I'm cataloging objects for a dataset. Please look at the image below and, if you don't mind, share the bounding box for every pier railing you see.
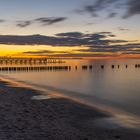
[0,58,65,64]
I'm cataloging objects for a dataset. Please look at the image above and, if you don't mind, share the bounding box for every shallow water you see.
[0,59,140,118]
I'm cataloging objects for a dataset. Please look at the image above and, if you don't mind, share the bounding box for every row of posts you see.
[0,64,139,72]
[80,64,140,70]
[0,66,71,72]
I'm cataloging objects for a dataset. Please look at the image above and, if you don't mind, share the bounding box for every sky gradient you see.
[0,0,140,58]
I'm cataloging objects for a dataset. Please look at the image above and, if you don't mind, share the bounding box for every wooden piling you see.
[112,65,115,69]
[101,65,104,69]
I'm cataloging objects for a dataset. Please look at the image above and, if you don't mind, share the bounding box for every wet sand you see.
[0,78,139,140]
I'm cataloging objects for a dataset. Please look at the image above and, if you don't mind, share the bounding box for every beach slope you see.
[0,79,139,140]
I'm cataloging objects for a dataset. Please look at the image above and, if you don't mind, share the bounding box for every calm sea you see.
[0,59,140,118]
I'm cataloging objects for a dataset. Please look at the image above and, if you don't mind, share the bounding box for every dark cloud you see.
[23,50,68,55]
[118,27,130,31]
[108,12,117,18]
[0,19,5,23]
[56,32,84,38]
[16,17,67,28]
[56,32,116,39]
[23,50,116,57]
[76,0,140,19]
[17,21,32,28]
[69,43,140,57]
[77,44,140,53]
[35,17,67,25]
[86,22,96,25]
[124,0,140,18]
[0,32,127,46]
[23,50,53,55]
[124,50,140,54]
[49,53,115,57]
[76,0,121,17]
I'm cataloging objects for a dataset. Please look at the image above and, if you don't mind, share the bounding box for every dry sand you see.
[0,78,139,140]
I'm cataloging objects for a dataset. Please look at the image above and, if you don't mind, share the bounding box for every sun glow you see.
[0,44,140,59]
[0,44,85,57]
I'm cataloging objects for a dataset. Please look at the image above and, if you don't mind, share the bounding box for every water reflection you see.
[0,59,140,117]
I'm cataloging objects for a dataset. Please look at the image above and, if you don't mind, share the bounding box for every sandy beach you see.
[0,78,139,140]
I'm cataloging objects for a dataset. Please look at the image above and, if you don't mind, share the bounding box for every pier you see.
[0,58,65,64]
[0,62,140,73]
[0,66,71,72]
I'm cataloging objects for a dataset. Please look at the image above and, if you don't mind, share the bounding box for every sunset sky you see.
[0,0,140,58]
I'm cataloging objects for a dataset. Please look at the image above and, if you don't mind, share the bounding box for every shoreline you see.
[1,75,140,128]
[0,76,140,139]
